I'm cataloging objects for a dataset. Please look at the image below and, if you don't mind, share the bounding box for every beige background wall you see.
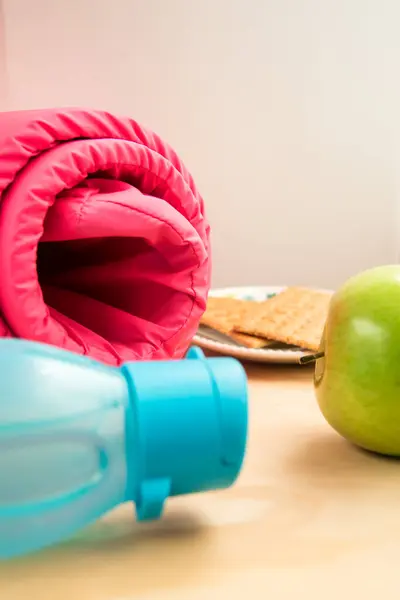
[1,0,399,289]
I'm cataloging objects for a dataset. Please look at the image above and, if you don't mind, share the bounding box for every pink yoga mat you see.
[0,108,210,365]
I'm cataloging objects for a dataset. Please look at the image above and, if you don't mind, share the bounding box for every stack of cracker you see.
[200,287,333,351]
[200,297,271,348]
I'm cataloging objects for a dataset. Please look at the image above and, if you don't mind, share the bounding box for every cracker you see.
[231,331,273,349]
[234,287,332,351]
[200,297,272,349]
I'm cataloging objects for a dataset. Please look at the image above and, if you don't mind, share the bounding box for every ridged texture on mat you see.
[0,108,210,364]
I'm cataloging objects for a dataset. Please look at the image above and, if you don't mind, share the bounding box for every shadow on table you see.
[204,349,314,383]
[15,508,204,564]
[243,361,313,383]
[0,509,216,597]
[284,429,400,491]
[2,507,208,567]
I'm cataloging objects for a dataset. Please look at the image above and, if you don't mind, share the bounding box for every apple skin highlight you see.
[314,265,400,457]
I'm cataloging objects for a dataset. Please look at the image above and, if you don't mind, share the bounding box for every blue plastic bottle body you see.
[0,340,248,559]
[0,341,130,559]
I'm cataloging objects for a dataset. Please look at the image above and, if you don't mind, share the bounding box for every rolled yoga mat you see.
[0,108,210,365]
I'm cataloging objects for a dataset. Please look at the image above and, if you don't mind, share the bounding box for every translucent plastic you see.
[0,340,248,559]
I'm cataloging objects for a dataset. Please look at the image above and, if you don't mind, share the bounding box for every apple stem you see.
[299,351,325,365]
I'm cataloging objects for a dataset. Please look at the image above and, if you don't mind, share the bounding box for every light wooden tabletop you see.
[2,362,400,599]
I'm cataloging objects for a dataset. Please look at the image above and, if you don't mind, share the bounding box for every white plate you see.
[193,286,310,364]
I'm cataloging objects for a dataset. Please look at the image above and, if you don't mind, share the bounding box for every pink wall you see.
[0,0,8,110]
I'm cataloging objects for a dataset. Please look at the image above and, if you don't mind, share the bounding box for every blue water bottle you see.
[0,340,248,559]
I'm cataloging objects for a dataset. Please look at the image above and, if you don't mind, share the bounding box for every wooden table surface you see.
[2,362,400,599]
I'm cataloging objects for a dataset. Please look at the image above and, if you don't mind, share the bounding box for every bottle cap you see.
[122,348,248,520]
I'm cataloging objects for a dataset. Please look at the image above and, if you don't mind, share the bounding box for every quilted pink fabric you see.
[0,108,210,365]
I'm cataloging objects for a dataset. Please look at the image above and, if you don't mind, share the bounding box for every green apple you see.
[314,265,400,456]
